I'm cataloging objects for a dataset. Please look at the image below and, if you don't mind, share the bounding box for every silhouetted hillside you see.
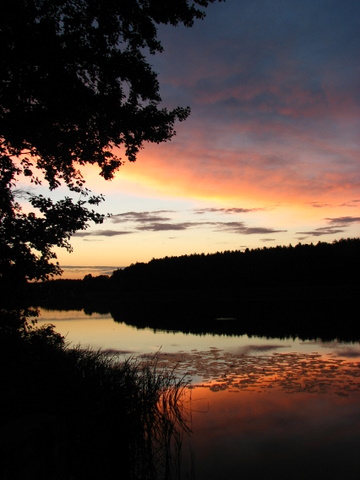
[110,238,359,291]
[22,238,360,341]
[24,238,360,307]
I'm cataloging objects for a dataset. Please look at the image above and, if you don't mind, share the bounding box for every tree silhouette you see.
[0,0,222,286]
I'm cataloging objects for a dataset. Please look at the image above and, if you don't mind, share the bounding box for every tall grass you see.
[0,309,191,479]
[131,356,192,479]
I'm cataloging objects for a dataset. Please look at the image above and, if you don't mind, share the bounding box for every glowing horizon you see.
[37,0,360,273]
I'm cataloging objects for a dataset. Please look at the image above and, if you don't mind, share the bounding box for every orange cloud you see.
[109,137,358,208]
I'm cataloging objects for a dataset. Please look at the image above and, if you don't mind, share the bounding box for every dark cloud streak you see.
[80,208,288,237]
[296,215,360,238]
[339,200,360,208]
[194,207,264,215]
[137,222,198,232]
[325,216,360,226]
[74,230,133,238]
[296,228,345,238]
[214,222,286,235]
[110,211,174,223]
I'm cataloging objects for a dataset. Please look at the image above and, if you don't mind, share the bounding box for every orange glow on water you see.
[181,358,360,479]
[38,308,360,478]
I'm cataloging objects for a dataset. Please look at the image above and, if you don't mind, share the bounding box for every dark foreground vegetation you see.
[23,238,360,341]
[0,309,190,480]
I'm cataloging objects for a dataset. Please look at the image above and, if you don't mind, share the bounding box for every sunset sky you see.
[49,0,359,275]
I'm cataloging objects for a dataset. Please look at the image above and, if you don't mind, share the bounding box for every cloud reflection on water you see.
[184,388,360,480]
[37,308,360,478]
[147,348,360,480]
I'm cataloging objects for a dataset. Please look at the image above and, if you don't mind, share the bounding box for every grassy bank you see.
[0,309,190,480]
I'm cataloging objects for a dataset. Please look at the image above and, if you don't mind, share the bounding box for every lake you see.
[38,308,360,479]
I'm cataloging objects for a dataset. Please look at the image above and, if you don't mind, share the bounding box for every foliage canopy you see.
[0,0,221,285]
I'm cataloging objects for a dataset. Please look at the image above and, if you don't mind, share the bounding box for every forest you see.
[22,238,360,341]
[111,237,359,290]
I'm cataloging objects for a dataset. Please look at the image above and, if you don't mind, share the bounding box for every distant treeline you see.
[24,237,360,303]
[22,238,360,341]
[110,237,360,290]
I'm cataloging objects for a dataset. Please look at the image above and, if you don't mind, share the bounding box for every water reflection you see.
[140,348,360,479]
[37,309,360,479]
[37,309,360,359]
[184,388,360,479]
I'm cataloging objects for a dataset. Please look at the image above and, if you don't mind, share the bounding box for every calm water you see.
[38,309,360,479]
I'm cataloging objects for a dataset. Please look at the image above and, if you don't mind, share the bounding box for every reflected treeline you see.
[107,284,358,342]
[24,238,360,342]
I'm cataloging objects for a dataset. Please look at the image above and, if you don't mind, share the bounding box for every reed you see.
[1,310,192,479]
[131,355,192,479]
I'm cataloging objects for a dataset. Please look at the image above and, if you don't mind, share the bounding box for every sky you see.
[49,0,360,276]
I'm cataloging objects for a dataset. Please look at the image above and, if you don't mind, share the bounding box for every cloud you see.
[136,222,198,232]
[325,216,360,226]
[296,228,345,238]
[135,220,286,235]
[309,202,331,208]
[194,207,264,215]
[73,232,95,237]
[215,222,286,235]
[339,200,360,207]
[136,0,360,205]
[110,211,174,223]
[105,207,286,236]
[132,129,360,204]
[74,230,133,237]
[296,215,360,238]
[86,208,288,238]
[110,210,208,232]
